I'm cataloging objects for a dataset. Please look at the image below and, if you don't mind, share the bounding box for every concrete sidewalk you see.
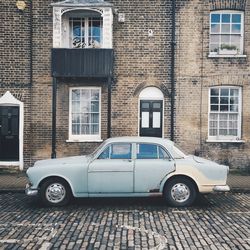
[0,173,249,192]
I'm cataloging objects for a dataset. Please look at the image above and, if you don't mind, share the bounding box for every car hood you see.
[34,155,89,168]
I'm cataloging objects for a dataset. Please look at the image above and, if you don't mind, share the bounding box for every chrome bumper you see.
[25,184,38,196]
[213,185,230,192]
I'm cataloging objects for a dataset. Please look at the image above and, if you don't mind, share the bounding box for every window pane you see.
[230,97,238,104]
[230,105,238,112]
[73,22,81,36]
[219,129,227,135]
[230,89,239,96]
[72,101,80,113]
[72,89,80,101]
[81,124,90,134]
[91,113,99,123]
[91,101,99,112]
[231,35,241,44]
[211,105,219,111]
[210,129,217,136]
[221,35,230,43]
[137,144,158,159]
[211,88,219,96]
[211,24,220,33]
[222,14,230,23]
[72,124,80,135]
[211,97,219,104]
[142,102,149,109]
[153,103,161,109]
[210,44,219,52]
[72,114,80,123]
[220,105,229,111]
[111,144,131,159]
[232,14,241,23]
[229,121,238,129]
[81,113,90,123]
[210,120,218,129]
[81,102,90,113]
[220,97,229,104]
[232,24,241,33]
[210,35,220,43]
[221,89,229,96]
[91,124,99,134]
[91,90,99,101]
[211,14,220,23]
[221,24,230,33]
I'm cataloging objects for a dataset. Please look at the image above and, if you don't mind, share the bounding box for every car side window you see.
[110,144,132,159]
[136,144,171,160]
[98,143,132,159]
[136,144,158,159]
[98,147,110,159]
[159,146,171,160]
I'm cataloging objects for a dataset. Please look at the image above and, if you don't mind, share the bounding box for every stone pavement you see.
[0,173,249,192]
[0,192,249,249]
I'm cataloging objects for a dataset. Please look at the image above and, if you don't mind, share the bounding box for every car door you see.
[134,143,175,193]
[88,143,134,193]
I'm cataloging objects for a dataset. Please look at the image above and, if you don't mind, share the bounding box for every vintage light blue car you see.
[26,137,230,207]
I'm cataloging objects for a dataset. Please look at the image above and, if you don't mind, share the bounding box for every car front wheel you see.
[40,178,72,206]
[164,177,197,207]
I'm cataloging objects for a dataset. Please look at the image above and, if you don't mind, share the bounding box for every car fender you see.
[36,173,77,195]
[159,170,201,193]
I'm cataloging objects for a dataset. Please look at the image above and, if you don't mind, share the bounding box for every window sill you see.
[66,139,103,143]
[206,139,245,143]
[208,54,247,58]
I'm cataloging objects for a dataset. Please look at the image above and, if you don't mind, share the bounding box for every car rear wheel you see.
[164,177,197,207]
[40,178,72,206]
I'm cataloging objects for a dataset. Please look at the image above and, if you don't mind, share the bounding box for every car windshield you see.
[171,144,187,159]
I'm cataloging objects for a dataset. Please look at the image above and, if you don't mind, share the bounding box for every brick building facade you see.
[0,0,249,171]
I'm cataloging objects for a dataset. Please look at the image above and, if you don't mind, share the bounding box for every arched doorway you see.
[0,91,24,170]
[139,87,164,138]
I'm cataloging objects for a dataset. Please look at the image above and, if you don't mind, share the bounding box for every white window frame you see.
[68,87,102,142]
[69,16,103,48]
[209,10,244,56]
[208,86,242,142]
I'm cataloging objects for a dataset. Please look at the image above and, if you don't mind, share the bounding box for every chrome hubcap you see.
[171,183,190,203]
[46,183,66,203]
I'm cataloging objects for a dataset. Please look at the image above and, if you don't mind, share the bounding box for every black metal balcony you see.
[51,48,113,78]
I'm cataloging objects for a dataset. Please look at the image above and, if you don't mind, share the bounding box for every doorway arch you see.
[138,87,164,138]
[0,91,24,170]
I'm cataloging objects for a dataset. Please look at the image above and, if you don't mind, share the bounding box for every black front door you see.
[140,100,163,137]
[0,106,19,161]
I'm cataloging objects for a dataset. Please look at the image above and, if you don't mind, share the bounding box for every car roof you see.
[104,136,174,146]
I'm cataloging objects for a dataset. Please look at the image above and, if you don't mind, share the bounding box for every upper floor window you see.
[52,2,113,49]
[70,17,103,48]
[210,11,244,55]
[208,87,242,141]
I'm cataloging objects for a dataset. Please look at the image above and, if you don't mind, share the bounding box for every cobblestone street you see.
[0,193,249,250]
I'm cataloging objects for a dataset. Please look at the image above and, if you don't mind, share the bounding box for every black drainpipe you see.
[29,0,33,86]
[51,77,57,159]
[170,0,176,142]
[29,0,33,163]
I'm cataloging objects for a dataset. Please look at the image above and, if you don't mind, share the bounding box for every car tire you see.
[40,178,72,207]
[164,177,197,207]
